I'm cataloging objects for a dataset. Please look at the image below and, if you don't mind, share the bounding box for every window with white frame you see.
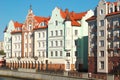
[51,41,53,47]
[38,33,41,38]
[100,61,104,69]
[66,53,70,57]
[99,40,104,47]
[110,8,113,13]
[99,30,104,37]
[100,51,104,57]
[38,42,40,47]
[60,30,62,36]
[99,20,104,26]
[55,41,58,46]
[55,30,58,36]
[60,51,62,56]
[43,32,45,38]
[100,9,104,15]
[55,51,58,56]
[60,40,62,46]
[51,31,53,36]
[51,51,53,56]
[75,30,78,36]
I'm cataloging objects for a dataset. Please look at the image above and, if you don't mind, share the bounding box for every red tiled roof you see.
[34,16,50,23]
[86,16,96,21]
[60,9,86,26]
[11,30,22,34]
[106,2,117,6]
[33,26,48,30]
[33,16,49,30]
[106,11,120,17]
[14,21,23,28]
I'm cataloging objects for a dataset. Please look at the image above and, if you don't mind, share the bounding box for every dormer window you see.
[110,8,113,13]
[40,22,46,26]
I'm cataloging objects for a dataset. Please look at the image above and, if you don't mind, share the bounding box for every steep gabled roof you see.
[14,21,23,28]
[60,9,87,26]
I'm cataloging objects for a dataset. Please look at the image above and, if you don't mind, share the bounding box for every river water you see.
[0,77,30,80]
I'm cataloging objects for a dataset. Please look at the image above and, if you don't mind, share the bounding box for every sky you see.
[0,0,116,41]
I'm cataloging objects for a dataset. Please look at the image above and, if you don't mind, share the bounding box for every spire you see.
[30,4,32,11]
[29,4,33,13]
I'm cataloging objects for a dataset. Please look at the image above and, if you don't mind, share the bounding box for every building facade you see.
[4,20,15,58]
[48,7,93,71]
[4,6,93,71]
[87,0,120,74]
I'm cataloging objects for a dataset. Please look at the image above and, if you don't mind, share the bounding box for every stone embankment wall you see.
[0,70,87,80]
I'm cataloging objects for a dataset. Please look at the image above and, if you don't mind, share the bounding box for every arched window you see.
[66,62,70,69]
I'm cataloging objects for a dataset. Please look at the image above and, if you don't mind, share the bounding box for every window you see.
[43,42,45,47]
[100,20,104,26]
[55,51,58,56]
[51,31,53,36]
[60,51,62,56]
[60,30,62,36]
[39,42,40,47]
[66,53,70,57]
[51,51,53,56]
[29,43,31,48]
[42,51,45,57]
[25,43,27,48]
[75,30,78,36]
[38,33,41,38]
[99,40,104,47]
[51,41,53,47]
[100,61,104,69]
[39,52,40,57]
[110,8,113,13]
[25,35,27,39]
[55,30,58,36]
[60,40,62,46]
[55,41,58,46]
[55,20,58,26]
[43,32,45,37]
[100,30,104,36]
[100,9,104,15]
[100,51,104,57]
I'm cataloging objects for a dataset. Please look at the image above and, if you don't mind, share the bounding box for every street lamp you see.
[34,56,38,69]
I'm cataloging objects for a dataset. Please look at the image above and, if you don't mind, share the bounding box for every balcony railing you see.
[107,26,113,30]
[115,34,120,40]
[115,25,120,29]
[91,27,97,32]
[107,35,113,41]
[107,46,114,52]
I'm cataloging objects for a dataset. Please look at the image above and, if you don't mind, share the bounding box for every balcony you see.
[91,27,97,32]
[107,26,113,30]
[115,34,120,40]
[108,46,114,52]
[91,36,97,42]
[115,45,120,50]
[115,25,120,29]
[107,35,113,42]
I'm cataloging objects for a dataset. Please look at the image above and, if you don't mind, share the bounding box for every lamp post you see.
[17,56,21,68]
[34,56,38,69]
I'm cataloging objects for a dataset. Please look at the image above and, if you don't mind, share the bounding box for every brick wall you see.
[88,57,97,73]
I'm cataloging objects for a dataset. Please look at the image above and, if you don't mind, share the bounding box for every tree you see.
[0,50,5,55]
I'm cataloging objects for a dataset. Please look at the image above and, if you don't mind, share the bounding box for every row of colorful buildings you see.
[4,0,120,75]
